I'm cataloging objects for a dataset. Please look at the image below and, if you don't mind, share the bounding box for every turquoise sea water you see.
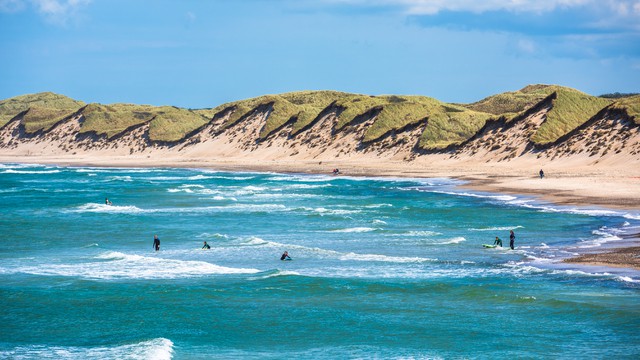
[1,164,639,359]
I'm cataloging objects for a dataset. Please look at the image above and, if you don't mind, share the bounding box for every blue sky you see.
[1,0,638,108]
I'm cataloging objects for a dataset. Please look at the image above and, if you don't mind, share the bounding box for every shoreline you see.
[2,155,640,272]
[562,246,640,271]
[3,155,639,210]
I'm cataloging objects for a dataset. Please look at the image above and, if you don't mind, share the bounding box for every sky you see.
[0,0,639,108]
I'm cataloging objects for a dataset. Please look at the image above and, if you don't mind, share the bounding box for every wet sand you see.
[563,246,640,271]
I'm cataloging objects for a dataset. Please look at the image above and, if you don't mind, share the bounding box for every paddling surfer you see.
[494,236,502,247]
[280,251,291,261]
[202,241,210,249]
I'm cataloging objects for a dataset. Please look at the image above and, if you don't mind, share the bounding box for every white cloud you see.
[0,0,91,25]
[330,0,640,16]
[396,0,590,14]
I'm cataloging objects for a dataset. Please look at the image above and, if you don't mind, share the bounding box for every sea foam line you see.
[242,237,436,263]
[8,251,259,280]
[0,338,174,360]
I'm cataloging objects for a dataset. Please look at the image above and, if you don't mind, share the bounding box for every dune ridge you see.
[0,85,639,212]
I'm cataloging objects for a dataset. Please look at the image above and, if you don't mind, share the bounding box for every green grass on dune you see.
[81,103,210,141]
[21,107,78,133]
[0,86,628,147]
[463,89,548,118]
[610,95,640,125]
[418,105,493,150]
[80,103,156,138]
[525,86,612,144]
[362,96,440,143]
[207,91,346,139]
[334,95,386,130]
[282,91,342,135]
[148,107,209,142]
[0,92,84,130]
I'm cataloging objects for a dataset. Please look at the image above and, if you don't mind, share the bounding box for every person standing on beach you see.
[153,235,160,251]
[509,230,515,250]
[539,169,544,179]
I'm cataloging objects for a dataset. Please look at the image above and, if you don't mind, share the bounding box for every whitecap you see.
[249,269,301,280]
[11,251,260,280]
[405,230,441,237]
[69,203,145,214]
[435,237,466,245]
[0,338,174,360]
[339,252,435,263]
[2,169,61,174]
[470,225,524,231]
[328,227,378,233]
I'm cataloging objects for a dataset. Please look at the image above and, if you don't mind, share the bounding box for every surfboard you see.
[482,244,498,248]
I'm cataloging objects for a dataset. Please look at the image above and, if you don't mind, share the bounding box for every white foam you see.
[12,251,259,280]
[283,183,333,189]
[329,227,378,233]
[71,203,144,213]
[623,213,640,220]
[249,270,301,280]
[167,188,193,193]
[372,219,387,225]
[405,230,441,237]
[186,175,212,180]
[301,207,360,216]
[339,252,435,263]
[470,225,523,231]
[363,203,393,208]
[1,338,174,360]
[246,238,437,264]
[2,169,61,174]
[106,175,133,182]
[71,203,145,214]
[427,190,517,202]
[435,237,466,245]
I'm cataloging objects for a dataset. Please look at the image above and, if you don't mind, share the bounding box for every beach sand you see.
[563,246,640,271]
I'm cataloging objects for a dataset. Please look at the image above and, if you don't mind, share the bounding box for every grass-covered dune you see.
[0,85,635,151]
[0,92,85,132]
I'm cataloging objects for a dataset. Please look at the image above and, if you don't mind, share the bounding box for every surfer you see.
[509,230,515,250]
[153,235,160,251]
[105,198,112,205]
[280,251,291,261]
[494,236,502,247]
[202,241,210,249]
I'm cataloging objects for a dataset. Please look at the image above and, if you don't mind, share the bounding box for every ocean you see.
[1,164,639,359]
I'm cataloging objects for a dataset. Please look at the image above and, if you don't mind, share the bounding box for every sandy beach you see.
[563,246,640,271]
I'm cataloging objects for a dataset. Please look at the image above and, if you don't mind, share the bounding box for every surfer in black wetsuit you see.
[509,230,515,250]
[494,237,502,247]
[153,235,160,251]
[105,198,112,205]
[280,251,291,260]
[202,241,210,249]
